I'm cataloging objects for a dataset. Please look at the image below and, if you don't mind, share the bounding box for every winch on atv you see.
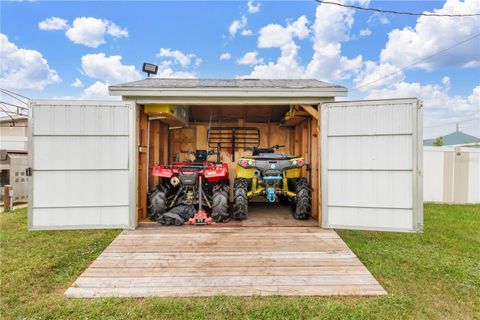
[148,148,230,223]
[233,144,311,221]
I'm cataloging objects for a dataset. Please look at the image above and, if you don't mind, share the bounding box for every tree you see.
[433,136,443,146]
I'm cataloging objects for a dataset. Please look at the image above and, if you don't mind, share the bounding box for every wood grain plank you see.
[74,275,379,287]
[66,285,386,298]
[81,266,371,277]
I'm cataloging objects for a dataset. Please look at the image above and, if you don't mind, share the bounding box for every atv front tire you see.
[148,185,168,220]
[279,194,290,206]
[233,178,249,220]
[212,183,230,222]
[292,178,311,220]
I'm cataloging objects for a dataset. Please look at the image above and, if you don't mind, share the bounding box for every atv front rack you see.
[207,127,260,161]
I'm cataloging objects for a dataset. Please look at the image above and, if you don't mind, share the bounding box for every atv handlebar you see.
[179,150,218,155]
[244,144,285,151]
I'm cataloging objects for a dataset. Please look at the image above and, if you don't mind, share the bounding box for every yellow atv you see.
[234,144,311,220]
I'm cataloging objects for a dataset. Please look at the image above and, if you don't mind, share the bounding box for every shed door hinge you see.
[26,167,32,176]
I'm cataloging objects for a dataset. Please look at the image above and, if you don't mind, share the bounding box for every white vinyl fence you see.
[424,146,480,204]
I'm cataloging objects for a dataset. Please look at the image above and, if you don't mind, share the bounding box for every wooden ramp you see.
[65,227,386,297]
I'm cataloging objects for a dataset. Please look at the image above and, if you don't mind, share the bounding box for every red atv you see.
[148,149,230,222]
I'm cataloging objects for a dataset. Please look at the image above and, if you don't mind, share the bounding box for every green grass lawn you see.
[1,204,479,319]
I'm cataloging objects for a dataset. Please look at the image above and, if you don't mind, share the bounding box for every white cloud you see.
[247,42,305,78]
[237,51,264,65]
[243,15,310,79]
[359,28,372,36]
[367,12,390,25]
[380,0,480,71]
[38,17,68,30]
[258,15,309,48]
[157,48,201,67]
[247,0,261,14]
[241,29,253,36]
[81,81,116,100]
[106,22,128,38]
[220,52,232,60]
[229,16,247,37]
[354,61,404,92]
[65,17,128,48]
[244,3,365,81]
[81,53,141,84]
[0,33,60,90]
[305,1,364,81]
[153,61,197,78]
[71,78,84,88]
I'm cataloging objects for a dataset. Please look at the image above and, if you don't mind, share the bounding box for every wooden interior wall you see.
[137,106,149,222]
[310,118,319,219]
[148,120,169,190]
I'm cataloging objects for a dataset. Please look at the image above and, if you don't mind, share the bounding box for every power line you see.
[314,0,480,17]
[352,33,480,92]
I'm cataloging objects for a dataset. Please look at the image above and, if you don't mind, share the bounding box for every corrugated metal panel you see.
[29,101,134,230]
[322,99,423,232]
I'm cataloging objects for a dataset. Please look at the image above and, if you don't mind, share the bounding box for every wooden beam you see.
[317,107,322,227]
[299,105,319,121]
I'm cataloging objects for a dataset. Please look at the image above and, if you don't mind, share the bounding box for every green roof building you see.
[424,131,480,146]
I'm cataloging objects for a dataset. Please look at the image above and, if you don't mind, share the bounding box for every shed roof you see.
[111,78,341,89]
[109,78,347,105]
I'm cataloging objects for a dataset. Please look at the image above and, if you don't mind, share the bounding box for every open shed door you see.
[321,99,423,232]
[28,100,135,230]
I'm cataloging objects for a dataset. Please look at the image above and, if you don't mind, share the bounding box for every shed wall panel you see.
[322,99,422,232]
[33,136,128,170]
[33,170,129,207]
[328,135,412,170]
[328,103,413,136]
[328,207,413,230]
[33,105,129,136]
[29,101,134,230]
[32,206,130,227]
[327,171,412,208]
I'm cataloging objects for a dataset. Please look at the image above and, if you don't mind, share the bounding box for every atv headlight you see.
[248,160,254,166]
[291,160,298,166]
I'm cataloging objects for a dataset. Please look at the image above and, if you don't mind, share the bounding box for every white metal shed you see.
[27,79,423,232]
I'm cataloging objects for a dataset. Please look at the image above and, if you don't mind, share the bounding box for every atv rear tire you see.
[292,178,311,220]
[148,185,168,220]
[233,178,249,220]
[212,183,230,222]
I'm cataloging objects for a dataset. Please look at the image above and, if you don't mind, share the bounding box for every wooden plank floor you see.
[139,203,318,228]
[65,227,386,298]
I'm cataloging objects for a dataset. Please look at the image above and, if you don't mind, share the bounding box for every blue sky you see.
[1,0,479,138]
